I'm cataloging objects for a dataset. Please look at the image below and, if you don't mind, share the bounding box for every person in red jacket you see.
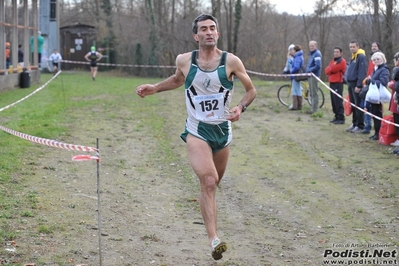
[325,46,347,124]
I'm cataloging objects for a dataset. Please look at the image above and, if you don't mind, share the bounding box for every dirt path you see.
[3,77,398,266]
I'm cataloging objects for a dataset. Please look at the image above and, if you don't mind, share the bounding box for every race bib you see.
[193,93,224,121]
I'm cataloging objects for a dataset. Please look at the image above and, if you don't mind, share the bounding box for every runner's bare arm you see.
[136,54,188,98]
[226,54,257,120]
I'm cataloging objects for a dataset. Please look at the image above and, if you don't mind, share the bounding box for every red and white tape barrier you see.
[61,60,176,69]
[246,68,399,129]
[247,70,311,79]
[313,74,399,128]
[0,124,98,153]
[62,60,312,79]
[71,154,100,161]
[0,70,99,161]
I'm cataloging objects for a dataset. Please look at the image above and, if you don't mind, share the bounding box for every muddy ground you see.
[2,74,398,266]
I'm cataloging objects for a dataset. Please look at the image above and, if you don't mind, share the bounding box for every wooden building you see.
[60,22,97,70]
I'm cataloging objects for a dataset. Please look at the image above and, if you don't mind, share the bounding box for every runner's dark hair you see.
[192,14,218,34]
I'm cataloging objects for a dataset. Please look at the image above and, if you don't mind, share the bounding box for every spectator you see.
[283,44,295,109]
[5,42,11,69]
[30,31,44,69]
[367,42,382,75]
[290,45,305,110]
[325,46,347,124]
[363,52,389,140]
[48,49,62,74]
[306,40,322,114]
[361,42,382,134]
[283,44,295,74]
[346,41,368,133]
[18,44,24,67]
[391,52,399,152]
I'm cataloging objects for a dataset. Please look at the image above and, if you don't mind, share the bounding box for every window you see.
[50,0,56,21]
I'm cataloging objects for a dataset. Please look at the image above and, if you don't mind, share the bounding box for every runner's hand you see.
[136,84,157,98]
[226,106,241,122]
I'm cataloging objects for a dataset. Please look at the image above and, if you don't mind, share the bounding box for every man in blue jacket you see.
[345,41,368,133]
[306,40,322,114]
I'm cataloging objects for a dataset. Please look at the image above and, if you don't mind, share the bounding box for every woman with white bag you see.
[363,52,390,140]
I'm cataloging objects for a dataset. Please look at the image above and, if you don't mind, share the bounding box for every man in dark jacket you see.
[306,40,322,114]
[18,44,24,66]
[345,41,368,133]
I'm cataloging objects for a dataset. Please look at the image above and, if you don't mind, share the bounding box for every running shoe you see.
[211,238,227,260]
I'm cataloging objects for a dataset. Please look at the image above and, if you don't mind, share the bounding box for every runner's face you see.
[194,20,219,47]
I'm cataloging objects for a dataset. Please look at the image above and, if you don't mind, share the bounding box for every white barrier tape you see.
[247,70,311,79]
[61,60,176,69]
[61,61,312,78]
[312,73,399,128]
[245,69,399,129]
[0,124,98,152]
[0,71,62,113]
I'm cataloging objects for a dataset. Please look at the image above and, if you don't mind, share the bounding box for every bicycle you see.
[277,80,325,108]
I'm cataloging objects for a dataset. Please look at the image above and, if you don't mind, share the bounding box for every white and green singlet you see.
[180,50,234,153]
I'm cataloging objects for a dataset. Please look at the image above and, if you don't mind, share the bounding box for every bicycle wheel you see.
[306,87,325,108]
[277,84,292,107]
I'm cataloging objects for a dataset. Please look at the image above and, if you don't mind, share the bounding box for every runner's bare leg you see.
[186,134,229,245]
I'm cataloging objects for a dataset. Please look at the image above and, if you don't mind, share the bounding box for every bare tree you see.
[211,0,223,49]
[302,0,339,80]
[381,0,395,67]
[223,0,233,52]
[55,0,399,77]
[233,0,241,54]
[371,0,381,42]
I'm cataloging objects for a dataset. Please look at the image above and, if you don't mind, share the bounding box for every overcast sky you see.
[270,0,315,15]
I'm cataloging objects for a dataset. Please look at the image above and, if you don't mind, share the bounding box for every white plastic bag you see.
[379,84,391,103]
[365,82,380,104]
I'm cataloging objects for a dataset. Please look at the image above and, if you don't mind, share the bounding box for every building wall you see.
[0,70,41,92]
[60,24,97,70]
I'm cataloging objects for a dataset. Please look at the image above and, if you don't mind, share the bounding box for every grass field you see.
[0,72,162,265]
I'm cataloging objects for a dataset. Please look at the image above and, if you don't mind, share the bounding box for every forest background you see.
[4,0,399,79]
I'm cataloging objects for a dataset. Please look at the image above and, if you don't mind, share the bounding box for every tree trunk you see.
[233,0,241,54]
[383,0,394,67]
